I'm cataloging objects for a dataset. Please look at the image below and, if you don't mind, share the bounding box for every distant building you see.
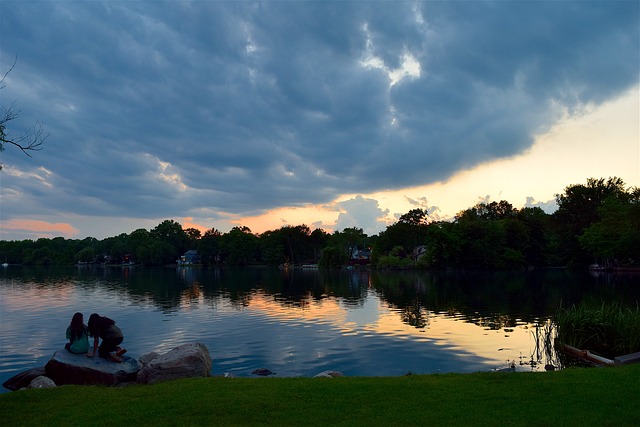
[350,247,372,265]
[351,246,372,260]
[178,250,200,265]
[122,254,136,265]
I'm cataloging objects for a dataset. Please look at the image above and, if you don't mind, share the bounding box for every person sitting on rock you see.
[65,312,89,354]
[87,313,127,363]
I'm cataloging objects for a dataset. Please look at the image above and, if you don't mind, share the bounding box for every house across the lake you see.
[350,247,372,266]
[177,250,200,266]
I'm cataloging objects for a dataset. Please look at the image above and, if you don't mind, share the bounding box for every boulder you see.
[45,350,141,386]
[28,376,56,389]
[3,367,47,391]
[138,351,160,367]
[313,370,344,378]
[252,368,276,376]
[137,342,212,384]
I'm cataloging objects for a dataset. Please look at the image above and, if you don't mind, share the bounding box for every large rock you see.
[29,376,57,389]
[313,370,344,378]
[45,350,141,386]
[2,367,47,391]
[137,342,212,384]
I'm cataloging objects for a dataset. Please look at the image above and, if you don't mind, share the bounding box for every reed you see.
[555,301,640,358]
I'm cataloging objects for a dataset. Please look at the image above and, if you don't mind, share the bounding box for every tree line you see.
[1,177,638,270]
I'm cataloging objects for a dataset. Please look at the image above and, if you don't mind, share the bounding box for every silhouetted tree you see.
[0,59,47,163]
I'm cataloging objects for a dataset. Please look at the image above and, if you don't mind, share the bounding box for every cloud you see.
[524,197,558,214]
[334,195,390,235]
[0,219,79,240]
[0,1,637,235]
[402,196,443,222]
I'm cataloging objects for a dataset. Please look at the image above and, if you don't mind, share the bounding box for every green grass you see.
[556,302,640,358]
[2,365,640,426]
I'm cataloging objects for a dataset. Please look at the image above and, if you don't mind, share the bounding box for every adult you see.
[65,312,89,354]
[87,313,126,363]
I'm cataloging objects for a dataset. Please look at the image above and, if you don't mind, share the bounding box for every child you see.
[87,313,127,362]
[65,312,89,354]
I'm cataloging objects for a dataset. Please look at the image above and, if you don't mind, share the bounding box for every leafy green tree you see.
[184,228,201,250]
[398,208,429,226]
[318,245,349,267]
[338,227,368,260]
[373,209,428,266]
[309,228,330,263]
[137,239,175,266]
[320,228,370,267]
[553,177,629,267]
[281,224,313,264]
[221,226,258,266]
[198,228,223,265]
[259,229,285,266]
[376,246,414,269]
[580,194,640,266]
[455,211,505,269]
[421,221,461,269]
[150,220,190,263]
[109,234,131,261]
[129,228,151,258]
[75,246,96,263]
[516,207,550,268]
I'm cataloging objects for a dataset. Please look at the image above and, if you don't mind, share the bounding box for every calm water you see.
[2,266,639,391]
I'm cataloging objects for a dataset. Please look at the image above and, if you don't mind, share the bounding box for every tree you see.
[373,208,428,266]
[398,208,429,226]
[0,59,47,163]
[75,247,96,263]
[151,220,190,255]
[221,226,258,266]
[553,177,629,267]
[309,228,330,263]
[318,245,349,267]
[198,228,223,265]
[184,228,202,241]
[421,221,461,269]
[337,227,368,261]
[579,193,640,266]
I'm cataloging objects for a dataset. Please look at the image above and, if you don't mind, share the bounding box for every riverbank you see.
[2,364,639,426]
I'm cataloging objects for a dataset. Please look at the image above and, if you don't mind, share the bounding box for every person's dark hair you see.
[68,312,86,342]
[87,313,115,337]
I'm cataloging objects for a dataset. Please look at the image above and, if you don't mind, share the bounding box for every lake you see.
[2,265,639,391]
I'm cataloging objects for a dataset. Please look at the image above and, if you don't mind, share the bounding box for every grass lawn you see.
[2,364,639,426]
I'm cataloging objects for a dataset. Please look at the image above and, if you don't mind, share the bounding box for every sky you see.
[0,1,638,241]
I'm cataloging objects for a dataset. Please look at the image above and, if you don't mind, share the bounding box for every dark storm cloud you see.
[1,1,637,221]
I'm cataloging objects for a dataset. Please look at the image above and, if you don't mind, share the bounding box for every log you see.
[560,344,615,366]
[614,351,640,366]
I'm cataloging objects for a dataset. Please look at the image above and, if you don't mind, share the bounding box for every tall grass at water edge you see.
[555,301,640,358]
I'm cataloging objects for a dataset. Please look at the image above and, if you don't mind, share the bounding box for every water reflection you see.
[1,266,639,391]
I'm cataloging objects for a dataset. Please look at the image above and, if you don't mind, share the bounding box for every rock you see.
[138,351,160,368]
[28,376,56,389]
[313,370,344,378]
[45,350,141,386]
[252,368,276,376]
[3,367,47,391]
[136,342,212,384]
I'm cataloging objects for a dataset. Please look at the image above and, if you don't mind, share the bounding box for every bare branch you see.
[0,57,48,158]
[0,56,17,89]
[1,121,48,157]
